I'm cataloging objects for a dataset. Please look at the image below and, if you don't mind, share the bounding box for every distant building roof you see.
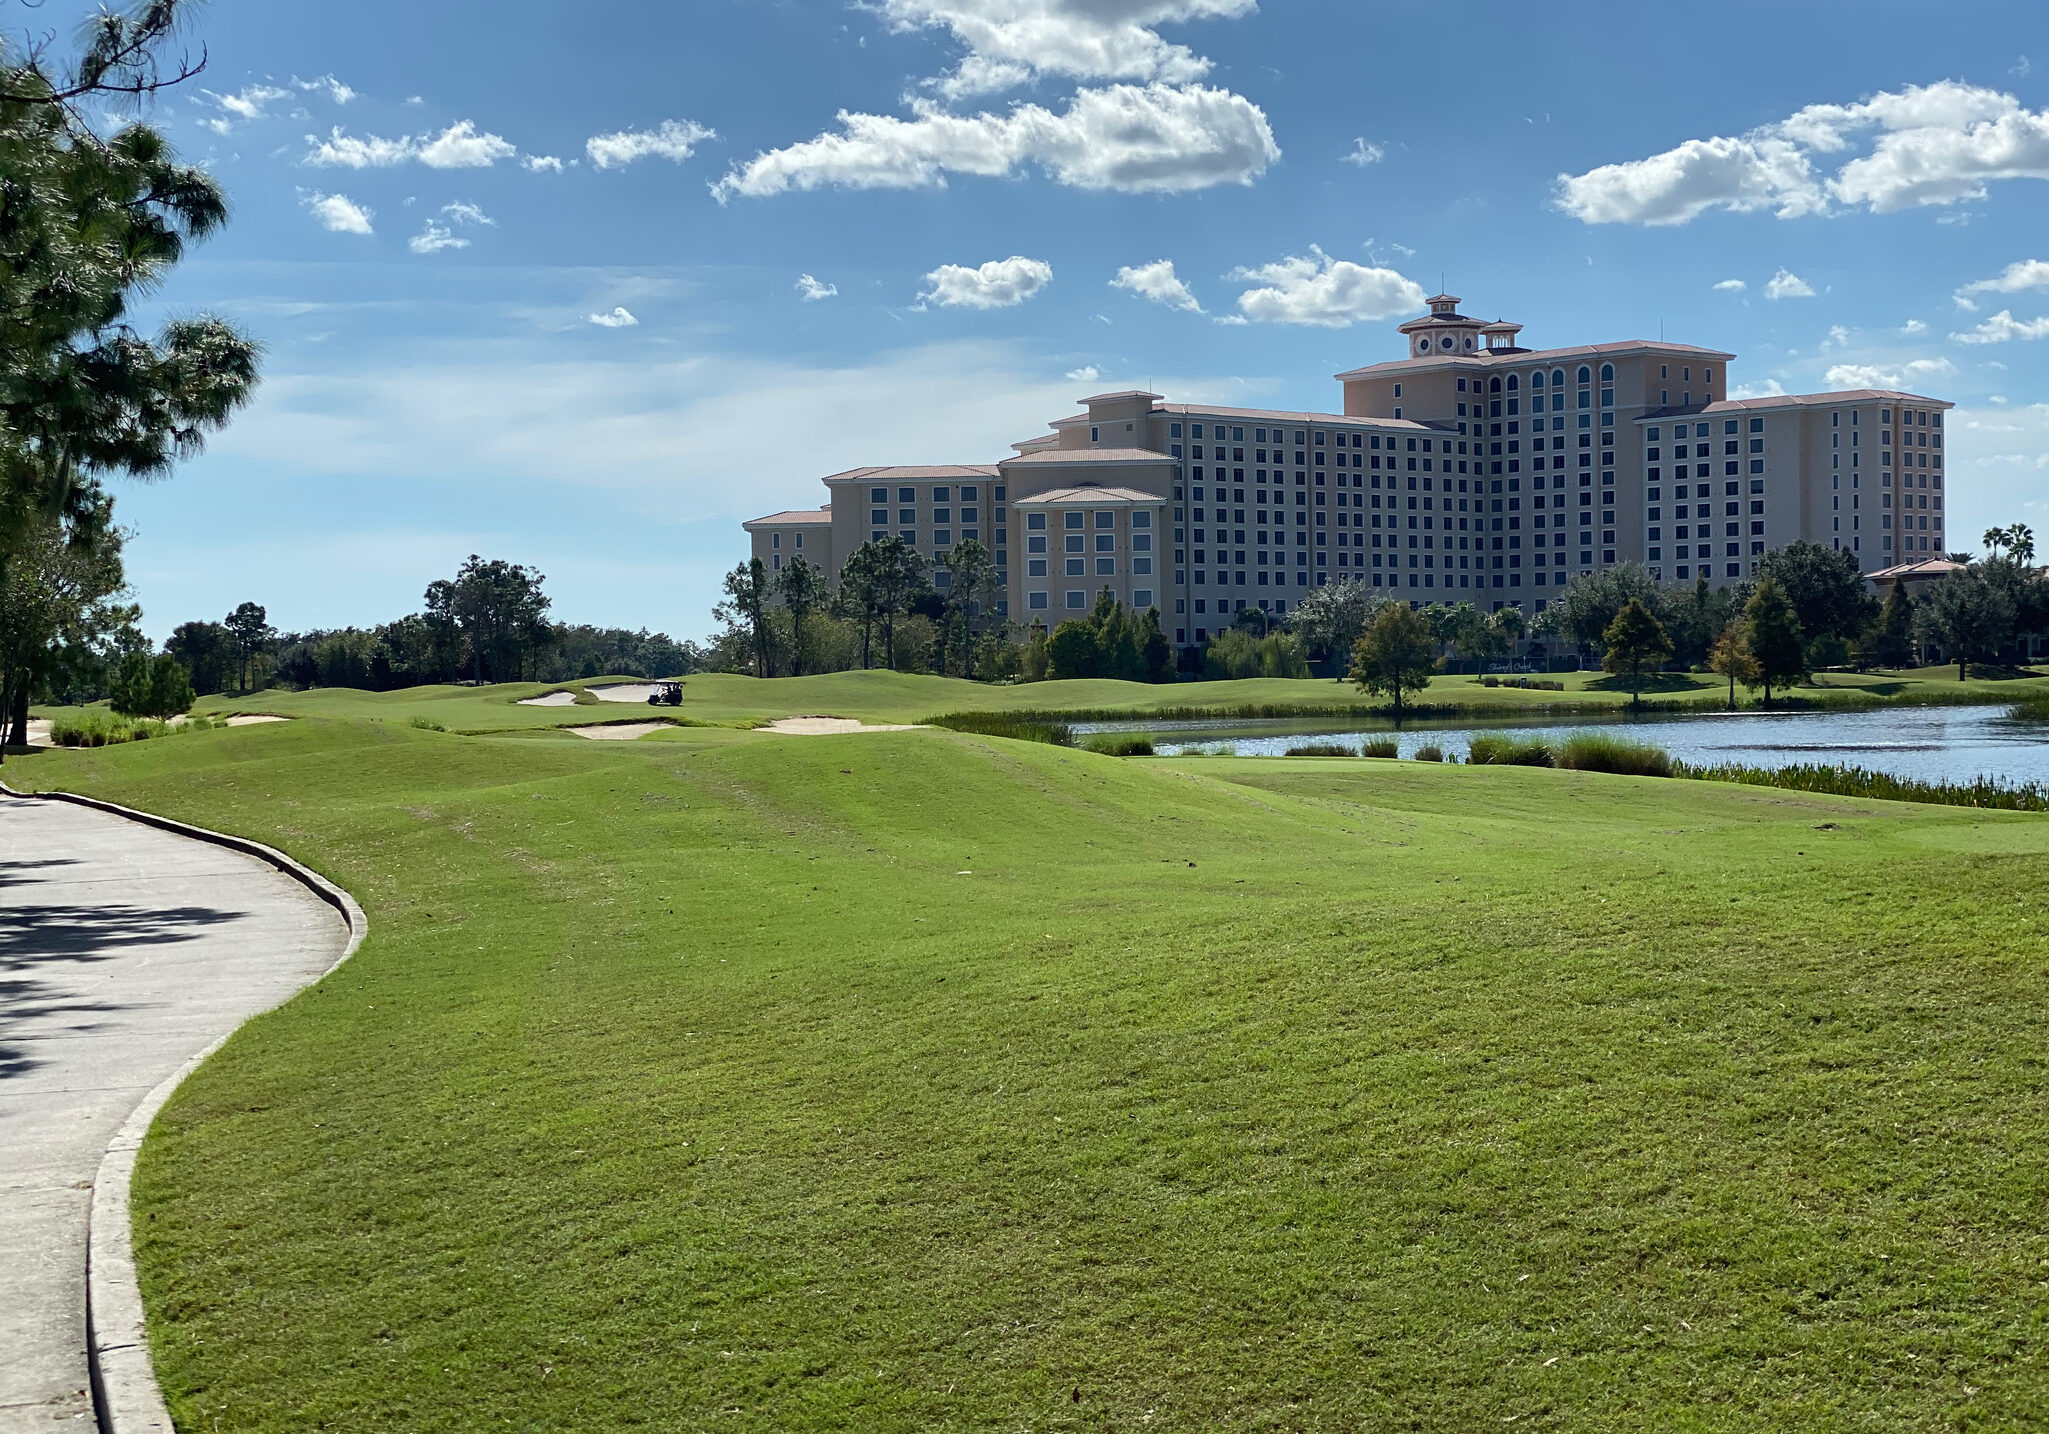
[1638,390,1956,420]
[1869,557,1967,583]
[819,464,1001,483]
[1152,402,1441,431]
[742,509,831,528]
[1080,389,1165,403]
[1000,447,1172,467]
[1334,339,1736,382]
[1011,485,1167,506]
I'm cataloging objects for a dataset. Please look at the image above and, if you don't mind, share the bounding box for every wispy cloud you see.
[1764,268,1815,300]
[586,119,716,170]
[587,307,639,328]
[1341,137,1384,167]
[795,274,838,302]
[303,120,517,169]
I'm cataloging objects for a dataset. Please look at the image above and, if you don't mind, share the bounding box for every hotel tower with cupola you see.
[744,295,1953,648]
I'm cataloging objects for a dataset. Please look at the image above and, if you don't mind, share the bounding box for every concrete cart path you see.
[0,794,348,1431]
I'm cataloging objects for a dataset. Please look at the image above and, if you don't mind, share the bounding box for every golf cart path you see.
[0,793,349,1431]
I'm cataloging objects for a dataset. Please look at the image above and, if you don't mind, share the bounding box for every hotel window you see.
[1066,558,1084,575]
[1028,592,1048,610]
[1027,512,1047,530]
[1134,590,1154,608]
[1065,511,1084,529]
[898,487,915,503]
[1065,591,1086,608]
[871,487,887,502]
[1065,534,1084,553]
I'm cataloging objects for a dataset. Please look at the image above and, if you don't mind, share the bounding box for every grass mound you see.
[16,708,2049,1429]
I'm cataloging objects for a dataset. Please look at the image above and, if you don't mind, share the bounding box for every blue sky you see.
[81,0,2049,639]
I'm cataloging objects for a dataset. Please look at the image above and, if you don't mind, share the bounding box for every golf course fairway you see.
[14,708,2049,1431]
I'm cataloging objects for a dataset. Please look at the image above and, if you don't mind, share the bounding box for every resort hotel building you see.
[744,296,1954,647]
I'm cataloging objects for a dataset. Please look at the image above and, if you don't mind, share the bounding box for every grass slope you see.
[13,721,2049,1430]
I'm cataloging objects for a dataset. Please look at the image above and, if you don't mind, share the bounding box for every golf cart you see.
[647,681,683,707]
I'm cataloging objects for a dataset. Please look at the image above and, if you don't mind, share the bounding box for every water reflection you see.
[1075,705,2049,784]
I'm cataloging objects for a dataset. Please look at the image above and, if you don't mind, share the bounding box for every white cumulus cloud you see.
[796,274,839,302]
[918,255,1053,310]
[715,82,1275,201]
[1902,318,1929,334]
[1229,247,1426,327]
[877,0,1255,99]
[1066,365,1101,382]
[1712,278,1747,292]
[303,120,515,170]
[1955,258,2049,310]
[1729,378,1787,399]
[202,82,289,133]
[1951,310,2049,344]
[1556,80,2049,223]
[1764,268,1815,300]
[522,154,567,173]
[587,307,639,328]
[586,119,717,170]
[299,189,373,234]
[1824,356,1956,387]
[1110,258,1202,312]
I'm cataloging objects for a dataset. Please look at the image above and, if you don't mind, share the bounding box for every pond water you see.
[1075,704,2049,786]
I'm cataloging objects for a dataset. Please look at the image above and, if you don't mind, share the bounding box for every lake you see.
[1075,704,2049,785]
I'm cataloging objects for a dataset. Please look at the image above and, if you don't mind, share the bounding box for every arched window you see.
[1600,363,1614,382]
[1464,337,1474,349]
[1418,340,1429,354]
[1552,369,1566,387]
[1489,376,1501,393]
[1440,336,1454,350]
[1577,365,1591,384]
[1531,370,1545,389]
[1506,374,1519,391]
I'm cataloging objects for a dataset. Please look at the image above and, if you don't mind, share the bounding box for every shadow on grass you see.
[1582,672,1707,695]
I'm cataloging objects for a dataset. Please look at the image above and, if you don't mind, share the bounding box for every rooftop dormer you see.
[1395,296,1526,359]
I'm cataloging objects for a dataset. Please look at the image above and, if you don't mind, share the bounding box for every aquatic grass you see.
[1557,731,1674,778]
[1082,734,1156,757]
[1360,737,1399,758]
[1412,744,1445,762]
[1677,760,2049,811]
[2007,690,2049,722]
[929,711,1074,746]
[1285,741,1360,757]
[1466,733,1555,767]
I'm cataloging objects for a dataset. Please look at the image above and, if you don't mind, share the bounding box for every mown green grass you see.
[25,662,2049,738]
[12,708,2049,1431]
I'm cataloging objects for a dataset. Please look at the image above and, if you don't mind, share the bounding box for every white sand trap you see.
[565,722,671,741]
[25,719,51,747]
[224,714,289,727]
[588,682,664,703]
[518,690,579,706]
[762,716,923,735]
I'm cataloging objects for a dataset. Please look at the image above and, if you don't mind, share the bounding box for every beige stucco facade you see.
[741,295,1954,647]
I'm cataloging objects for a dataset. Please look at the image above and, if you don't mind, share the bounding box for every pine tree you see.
[1742,576,1808,704]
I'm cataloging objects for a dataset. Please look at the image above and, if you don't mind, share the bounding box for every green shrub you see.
[408,716,448,732]
[109,652,195,719]
[1360,736,1398,758]
[1082,734,1155,757]
[930,712,1074,746]
[1413,744,1444,762]
[1557,731,1674,778]
[1467,732,1555,767]
[50,711,166,747]
[1285,741,1358,757]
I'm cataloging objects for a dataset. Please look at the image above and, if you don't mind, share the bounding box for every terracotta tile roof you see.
[1000,447,1174,465]
[1011,485,1167,505]
[818,464,1001,482]
[742,509,831,527]
[1334,339,1736,382]
[1638,390,1956,419]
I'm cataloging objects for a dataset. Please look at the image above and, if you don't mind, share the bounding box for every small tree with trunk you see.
[1601,598,1673,707]
[1914,566,2016,681]
[1743,576,1808,704]
[1348,603,1437,719]
[1865,584,1916,669]
[715,557,777,677]
[1708,622,1762,710]
[223,601,273,692]
[773,556,826,677]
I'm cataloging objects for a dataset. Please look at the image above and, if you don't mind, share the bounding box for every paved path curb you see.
[1,783,366,1434]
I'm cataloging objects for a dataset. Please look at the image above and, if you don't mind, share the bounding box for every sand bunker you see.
[24,719,51,747]
[517,690,579,706]
[223,714,289,727]
[565,722,671,741]
[761,716,922,735]
[518,682,673,707]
